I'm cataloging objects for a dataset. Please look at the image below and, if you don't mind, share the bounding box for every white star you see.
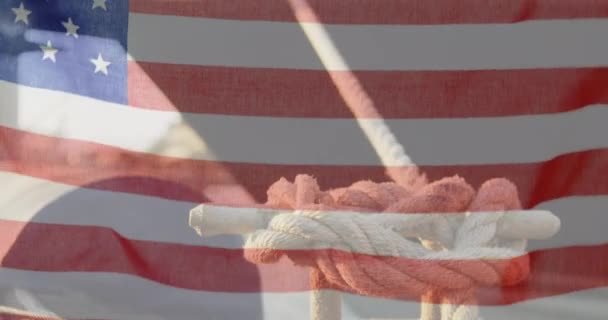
[62,18,79,38]
[12,3,32,25]
[92,0,107,11]
[90,53,111,75]
[40,40,58,63]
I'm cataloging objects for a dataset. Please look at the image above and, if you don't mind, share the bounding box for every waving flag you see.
[1,1,607,319]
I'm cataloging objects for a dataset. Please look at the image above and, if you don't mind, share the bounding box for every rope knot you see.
[243,175,535,300]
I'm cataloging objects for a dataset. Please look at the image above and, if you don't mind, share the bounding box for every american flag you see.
[1,0,607,319]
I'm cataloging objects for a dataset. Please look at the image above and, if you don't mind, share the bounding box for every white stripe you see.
[6,81,181,153]
[3,81,608,166]
[0,269,605,320]
[128,15,608,71]
[0,171,605,251]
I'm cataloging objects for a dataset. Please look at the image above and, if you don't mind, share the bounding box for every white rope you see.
[190,205,560,242]
[190,204,560,320]
[285,0,425,189]
[244,211,519,320]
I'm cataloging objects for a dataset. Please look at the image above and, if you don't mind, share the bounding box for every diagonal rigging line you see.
[286,0,425,187]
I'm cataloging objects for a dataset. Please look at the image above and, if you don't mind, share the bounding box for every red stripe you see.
[129,0,608,25]
[1,126,607,206]
[128,62,608,118]
[1,220,607,304]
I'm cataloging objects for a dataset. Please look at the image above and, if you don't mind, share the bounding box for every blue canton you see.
[0,0,129,104]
